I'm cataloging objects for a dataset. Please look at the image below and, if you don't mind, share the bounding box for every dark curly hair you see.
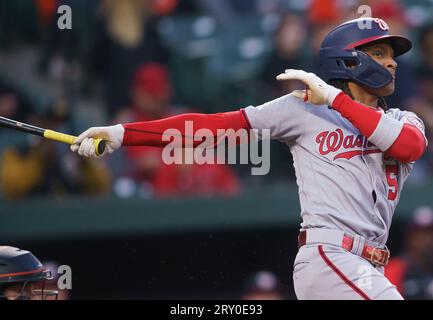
[328,79,389,111]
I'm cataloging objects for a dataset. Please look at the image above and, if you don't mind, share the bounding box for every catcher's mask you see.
[0,246,58,300]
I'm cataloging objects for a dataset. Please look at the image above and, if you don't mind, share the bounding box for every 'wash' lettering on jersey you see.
[316,129,381,160]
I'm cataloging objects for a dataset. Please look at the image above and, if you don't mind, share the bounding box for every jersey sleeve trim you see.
[369,113,404,151]
[240,108,253,130]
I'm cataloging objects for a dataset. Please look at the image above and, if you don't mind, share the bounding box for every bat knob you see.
[94,139,107,156]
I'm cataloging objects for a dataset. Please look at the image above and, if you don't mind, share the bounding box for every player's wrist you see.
[112,124,125,147]
[326,86,343,106]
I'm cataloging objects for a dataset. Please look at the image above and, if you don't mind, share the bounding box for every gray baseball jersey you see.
[243,93,427,247]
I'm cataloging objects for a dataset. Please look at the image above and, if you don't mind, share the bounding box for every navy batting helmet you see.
[319,17,412,89]
[0,246,54,300]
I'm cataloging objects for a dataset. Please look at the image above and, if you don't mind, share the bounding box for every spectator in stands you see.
[112,63,240,198]
[260,12,307,99]
[116,63,173,123]
[414,70,433,136]
[241,270,286,300]
[417,24,433,107]
[113,63,173,192]
[305,0,344,78]
[0,82,32,119]
[258,12,308,184]
[0,100,112,200]
[151,0,180,16]
[418,24,433,73]
[385,206,433,299]
[37,0,98,88]
[0,87,18,118]
[90,0,170,116]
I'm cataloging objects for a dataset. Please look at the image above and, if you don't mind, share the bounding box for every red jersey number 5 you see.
[386,164,399,200]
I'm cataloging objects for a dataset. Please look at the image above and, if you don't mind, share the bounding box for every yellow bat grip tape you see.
[43,130,106,156]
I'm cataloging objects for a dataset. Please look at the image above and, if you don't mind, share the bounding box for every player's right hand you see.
[70,124,125,158]
[277,69,342,106]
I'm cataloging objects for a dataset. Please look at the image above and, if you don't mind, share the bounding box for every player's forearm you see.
[331,92,390,138]
[331,92,426,162]
[122,111,249,147]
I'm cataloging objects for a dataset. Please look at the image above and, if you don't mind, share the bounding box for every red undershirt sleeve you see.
[122,110,250,148]
[331,92,427,163]
[386,124,427,163]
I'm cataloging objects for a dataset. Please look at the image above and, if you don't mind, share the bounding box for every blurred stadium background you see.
[1,0,433,299]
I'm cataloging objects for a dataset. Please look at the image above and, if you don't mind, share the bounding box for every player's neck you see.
[348,82,379,110]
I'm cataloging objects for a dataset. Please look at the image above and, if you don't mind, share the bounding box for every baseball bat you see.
[0,116,106,156]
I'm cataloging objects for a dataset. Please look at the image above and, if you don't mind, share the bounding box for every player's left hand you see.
[70,124,125,158]
[277,69,342,106]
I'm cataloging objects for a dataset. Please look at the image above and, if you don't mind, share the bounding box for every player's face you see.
[359,42,397,96]
[3,282,57,300]
[3,283,37,300]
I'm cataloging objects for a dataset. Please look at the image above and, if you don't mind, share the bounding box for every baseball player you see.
[0,246,58,300]
[71,18,428,300]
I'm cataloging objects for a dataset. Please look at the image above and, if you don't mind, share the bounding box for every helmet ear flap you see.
[349,50,393,88]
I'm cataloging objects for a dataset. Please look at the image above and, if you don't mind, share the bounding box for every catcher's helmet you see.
[319,17,412,89]
[0,246,54,299]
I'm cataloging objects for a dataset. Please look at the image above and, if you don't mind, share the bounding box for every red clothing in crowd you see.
[153,162,240,197]
[384,257,409,296]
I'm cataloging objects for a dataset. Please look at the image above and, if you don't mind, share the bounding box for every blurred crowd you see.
[0,0,433,201]
[385,206,433,299]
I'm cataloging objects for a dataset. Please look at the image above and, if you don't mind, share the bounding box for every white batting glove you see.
[277,69,342,106]
[70,124,125,158]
